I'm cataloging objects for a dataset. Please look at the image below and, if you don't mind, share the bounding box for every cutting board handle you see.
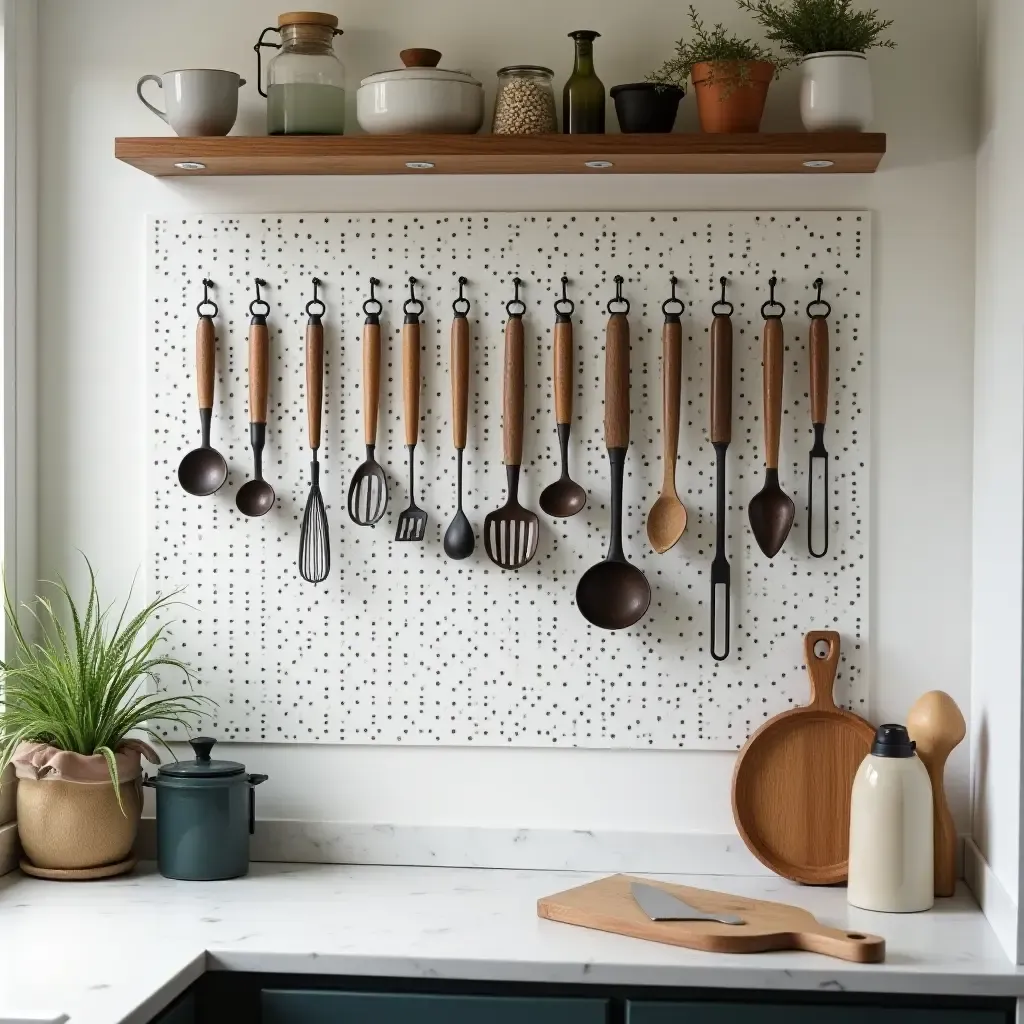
[804,630,841,711]
[796,922,886,964]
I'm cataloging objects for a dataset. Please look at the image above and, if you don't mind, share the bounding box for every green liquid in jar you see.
[268,84,346,135]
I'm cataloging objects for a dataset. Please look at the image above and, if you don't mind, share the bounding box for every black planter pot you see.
[611,83,684,133]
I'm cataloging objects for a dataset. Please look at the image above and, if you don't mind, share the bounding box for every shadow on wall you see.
[971,712,988,860]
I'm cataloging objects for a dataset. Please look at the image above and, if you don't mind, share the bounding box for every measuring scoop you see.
[236,280,275,517]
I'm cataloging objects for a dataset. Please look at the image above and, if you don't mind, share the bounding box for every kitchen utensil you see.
[538,873,885,963]
[143,737,267,881]
[357,49,483,135]
[732,630,875,884]
[347,278,388,526]
[256,12,345,135]
[539,277,586,519]
[235,279,276,518]
[443,278,475,560]
[396,278,427,542]
[906,690,966,897]
[493,66,558,134]
[563,30,605,133]
[484,279,539,569]
[646,277,687,553]
[177,280,228,497]
[848,724,934,913]
[136,69,245,136]
[748,277,795,558]
[631,881,744,925]
[576,278,651,630]
[709,278,733,661]
[807,278,831,557]
[298,278,330,584]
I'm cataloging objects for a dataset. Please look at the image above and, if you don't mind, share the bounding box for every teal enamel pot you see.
[145,737,268,880]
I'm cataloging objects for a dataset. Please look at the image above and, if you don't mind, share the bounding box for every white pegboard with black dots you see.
[148,211,870,749]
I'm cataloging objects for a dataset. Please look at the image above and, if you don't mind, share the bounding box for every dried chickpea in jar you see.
[492,65,558,134]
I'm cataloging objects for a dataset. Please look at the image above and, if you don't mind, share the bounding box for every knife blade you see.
[630,882,745,926]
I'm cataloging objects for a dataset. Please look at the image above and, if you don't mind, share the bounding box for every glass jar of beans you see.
[492,66,558,134]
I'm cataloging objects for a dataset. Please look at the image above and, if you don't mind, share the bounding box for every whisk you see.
[299,278,330,583]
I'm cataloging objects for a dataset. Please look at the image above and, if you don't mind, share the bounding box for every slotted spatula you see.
[396,278,427,542]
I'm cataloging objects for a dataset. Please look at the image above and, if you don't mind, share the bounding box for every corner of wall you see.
[965,838,1020,963]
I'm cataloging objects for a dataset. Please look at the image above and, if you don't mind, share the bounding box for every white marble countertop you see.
[0,863,1021,1024]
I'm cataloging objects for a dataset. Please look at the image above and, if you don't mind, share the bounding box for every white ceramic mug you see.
[137,69,245,137]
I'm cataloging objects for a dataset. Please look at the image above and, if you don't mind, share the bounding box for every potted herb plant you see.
[610,81,685,134]
[650,5,785,134]
[0,563,210,878]
[737,0,895,131]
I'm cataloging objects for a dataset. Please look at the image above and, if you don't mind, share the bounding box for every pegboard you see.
[148,211,870,749]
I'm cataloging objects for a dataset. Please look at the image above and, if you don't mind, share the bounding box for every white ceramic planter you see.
[800,51,873,132]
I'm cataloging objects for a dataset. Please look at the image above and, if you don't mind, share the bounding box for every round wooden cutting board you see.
[731,630,874,885]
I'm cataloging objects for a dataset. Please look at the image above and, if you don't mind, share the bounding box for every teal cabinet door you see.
[151,990,195,1024]
[627,1001,1007,1024]
[262,990,609,1024]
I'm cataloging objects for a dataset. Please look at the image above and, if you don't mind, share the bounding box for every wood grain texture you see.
[362,322,381,445]
[537,873,885,963]
[248,322,269,424]
[451,316,470,449]
[661,320,682,485]
[605,313,631,449]
[906,690,966,898]
[732,630,875,885]
[809,316,829,426]
[402,322,420,447]
[195,315,216,410]
[115,133,887,177]
[553,320,573,425]
[503,316,525,465]
[762,317,784,469]
[305,321,323,449]
[710,314,732,444]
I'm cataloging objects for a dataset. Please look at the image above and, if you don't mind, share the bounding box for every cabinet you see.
[151,990,195,1024]
[626,1002,1007,1024]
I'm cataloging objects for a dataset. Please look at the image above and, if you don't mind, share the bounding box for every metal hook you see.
[806,277,832,319]
[363,276,382,319]
[453,276,470,317]
[249,277,270,318]
[506,276,526,318]
[712,275,734,317]
[606,274,630,315]
[760,275,785,319]
[305,275,326,320]
[196,278,218,319]
[554,275,575,318]
[662,275,684,318]
[403,275,424,318]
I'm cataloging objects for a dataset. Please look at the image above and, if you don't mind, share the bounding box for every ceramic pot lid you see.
[361,48,481,87]
[158,736,244,778]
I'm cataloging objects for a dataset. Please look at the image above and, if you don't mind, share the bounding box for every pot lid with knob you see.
[361,49,481,87]
[158,736,245,778]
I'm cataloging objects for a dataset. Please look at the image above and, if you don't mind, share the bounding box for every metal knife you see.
[630,882,745,926]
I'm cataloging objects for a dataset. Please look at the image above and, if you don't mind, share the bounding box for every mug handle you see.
[136,74,167,122]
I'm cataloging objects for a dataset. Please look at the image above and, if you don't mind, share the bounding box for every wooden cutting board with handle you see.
[732,630,875,885]
[537,874,884,963]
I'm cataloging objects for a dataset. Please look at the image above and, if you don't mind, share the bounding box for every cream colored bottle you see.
[847,723,934,913]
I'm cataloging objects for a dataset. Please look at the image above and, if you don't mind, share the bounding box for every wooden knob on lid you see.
[400,48,442,68]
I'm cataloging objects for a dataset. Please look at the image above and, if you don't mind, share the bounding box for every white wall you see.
[971,0,1024,953]
[37,0,976,842]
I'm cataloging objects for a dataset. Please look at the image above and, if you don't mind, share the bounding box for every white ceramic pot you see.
[357,57,483,135]
[800,51,873,132]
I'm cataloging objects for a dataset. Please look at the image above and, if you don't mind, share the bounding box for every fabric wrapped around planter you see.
[12,738,159,782]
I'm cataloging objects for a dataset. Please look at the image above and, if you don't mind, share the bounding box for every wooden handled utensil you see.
[177,279,228,497]
[646,277,687,554]
[539,277,586,519]
[709,277,733,661]
[733,630,875,884]
[906,690,966,897]
[235,278,276,518]
[748,277,795,558]
[807,278,831,558]
[538,874,885,963]
[396,277,427,542]
[443,277,475,560]
[347,278,388,526]
[484,279,539,569]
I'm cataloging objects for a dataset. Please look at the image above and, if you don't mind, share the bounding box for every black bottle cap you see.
[871,723,916,758]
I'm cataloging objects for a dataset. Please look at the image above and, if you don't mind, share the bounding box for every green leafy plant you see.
[736,0,896,56]
[649,5,787,91]
[0,559,212,806]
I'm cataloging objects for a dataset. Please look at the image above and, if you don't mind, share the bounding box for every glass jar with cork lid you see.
[255,11,346,135]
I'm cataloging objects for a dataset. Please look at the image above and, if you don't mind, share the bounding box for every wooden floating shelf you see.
[114,133,886,177]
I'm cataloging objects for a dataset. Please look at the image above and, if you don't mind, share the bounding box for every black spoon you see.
[444,279,475,559]
[178,281,227,497]
[236,279,276,518]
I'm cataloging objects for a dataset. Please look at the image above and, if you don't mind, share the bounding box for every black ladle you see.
[236,279,276,518]
[576,281,651,630]
[178,281,228,497]
[539,277,587,518]
[443,279,475,559]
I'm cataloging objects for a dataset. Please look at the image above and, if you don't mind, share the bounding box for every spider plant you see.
[0,560,212,807]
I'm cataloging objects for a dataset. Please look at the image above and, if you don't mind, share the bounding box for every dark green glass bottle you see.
[563,30,605,134]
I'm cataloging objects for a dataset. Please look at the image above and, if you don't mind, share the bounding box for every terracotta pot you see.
[691,60,774,133]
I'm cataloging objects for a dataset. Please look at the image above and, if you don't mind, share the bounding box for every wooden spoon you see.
[906,691,966,897]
